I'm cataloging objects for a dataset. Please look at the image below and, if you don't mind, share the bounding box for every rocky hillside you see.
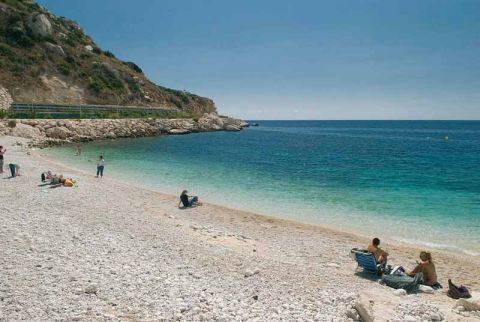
[0,0,216,115]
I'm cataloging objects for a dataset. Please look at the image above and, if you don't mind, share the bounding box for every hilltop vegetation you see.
[0,0,216,115]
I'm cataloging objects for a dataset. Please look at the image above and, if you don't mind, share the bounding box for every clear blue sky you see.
[37,0,480,120]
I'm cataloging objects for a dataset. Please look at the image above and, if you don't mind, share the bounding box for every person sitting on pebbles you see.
[367,237,389,266]
[407,251,441,289]
[178,190,201,208]
[41,171,53,182]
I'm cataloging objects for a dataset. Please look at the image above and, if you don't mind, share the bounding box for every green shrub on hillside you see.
[88,77,104,94]
[169,97,182,109]
[123,74,140,93]
[0,109,9,119]
[104,50,115,58]
[123,61,143,73]
[11,63,25,76]
[3,0,27,11]
[79,53,90,59]
[87,63,125,94]
[6,26,34,48]
[65,28,86,47]
[65,55,76,65]
[59,63,70,75]
[0,43,16,60]
[88,73,124,94]
[177,91,190,104]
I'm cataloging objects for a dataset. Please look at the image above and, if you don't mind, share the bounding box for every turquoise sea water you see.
[45,121,480,255]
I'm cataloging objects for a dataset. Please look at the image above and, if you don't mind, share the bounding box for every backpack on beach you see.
[447,279,471,299]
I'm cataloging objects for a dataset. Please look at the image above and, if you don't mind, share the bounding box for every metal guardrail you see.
[9,103,182,119]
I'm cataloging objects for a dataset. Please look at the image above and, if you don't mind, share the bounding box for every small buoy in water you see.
[444,136,449,141]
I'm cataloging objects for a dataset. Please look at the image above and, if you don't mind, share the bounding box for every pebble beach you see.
[1,136,479,321]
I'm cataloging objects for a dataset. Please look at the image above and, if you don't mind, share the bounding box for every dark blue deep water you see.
[47,121,480,255]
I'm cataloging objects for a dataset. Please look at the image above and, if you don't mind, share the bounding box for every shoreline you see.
[1,135,479,320]
[29,138,480,286]
[40,139,480,259]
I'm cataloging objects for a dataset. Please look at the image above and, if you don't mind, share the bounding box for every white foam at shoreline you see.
[393,237,480,257]
[43,141,480,258]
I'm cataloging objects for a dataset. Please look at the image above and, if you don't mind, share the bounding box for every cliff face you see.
[0,0,216,115]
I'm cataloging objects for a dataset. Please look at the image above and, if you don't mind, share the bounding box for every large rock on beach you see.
[45,126,71,140]
[9,123,43,140]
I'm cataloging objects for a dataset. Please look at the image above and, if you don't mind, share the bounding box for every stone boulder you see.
[45,126,71,140]
[9,123,43,140]
[27,13,52,38]
[0,122,8,135]
[197,113,225,131]
[45,42,65,56]
[169,129,190,135]
[99,62,119,78]
[225,124,241,131]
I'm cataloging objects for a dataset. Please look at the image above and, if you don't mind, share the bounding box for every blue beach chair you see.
[351,248,384,276]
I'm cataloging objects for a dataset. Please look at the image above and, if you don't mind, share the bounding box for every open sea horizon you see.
[45,120,480,256]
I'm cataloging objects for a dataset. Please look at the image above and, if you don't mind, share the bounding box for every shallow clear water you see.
[45,121,480,255]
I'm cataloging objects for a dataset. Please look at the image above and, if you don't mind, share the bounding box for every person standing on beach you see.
[96,155,105,178]
[75,145,81,156]
[8,163,20,177]
[0,146,5,173]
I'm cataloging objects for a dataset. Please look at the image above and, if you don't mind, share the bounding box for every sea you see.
[44,120,480,256]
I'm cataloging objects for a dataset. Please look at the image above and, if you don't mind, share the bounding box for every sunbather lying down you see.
[48,175,76,188]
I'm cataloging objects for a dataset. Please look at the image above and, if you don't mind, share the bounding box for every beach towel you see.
[382,272,423,293]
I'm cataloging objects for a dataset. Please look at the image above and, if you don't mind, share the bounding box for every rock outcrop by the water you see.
[0,113,248,147]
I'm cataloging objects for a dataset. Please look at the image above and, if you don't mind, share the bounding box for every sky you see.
[37,0,480,120]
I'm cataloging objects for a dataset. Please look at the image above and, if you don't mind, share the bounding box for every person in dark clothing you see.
[8,163,20,177]
[178,190,199,208]
[0,146,6,173]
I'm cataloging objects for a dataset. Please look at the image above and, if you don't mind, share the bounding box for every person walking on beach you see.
[8,163,20,177]
[0,146,6,173]
[96,155,105,178]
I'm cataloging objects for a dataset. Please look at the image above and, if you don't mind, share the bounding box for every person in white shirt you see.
[96,155,105,178]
